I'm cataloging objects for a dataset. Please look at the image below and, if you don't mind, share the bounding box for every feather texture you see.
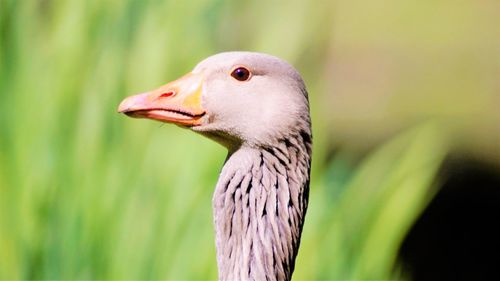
[213,130,312,281]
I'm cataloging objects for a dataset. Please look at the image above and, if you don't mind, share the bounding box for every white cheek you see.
[204,81,233,121]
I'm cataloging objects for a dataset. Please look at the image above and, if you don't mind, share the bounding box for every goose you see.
[118,52,312,281]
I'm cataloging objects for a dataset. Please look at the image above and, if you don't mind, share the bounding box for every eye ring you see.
[230,66,251,82]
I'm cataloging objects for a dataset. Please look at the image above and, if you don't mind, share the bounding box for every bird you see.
[118,52,312,281]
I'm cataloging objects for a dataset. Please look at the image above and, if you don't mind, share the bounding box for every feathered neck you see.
[212,131,312,281]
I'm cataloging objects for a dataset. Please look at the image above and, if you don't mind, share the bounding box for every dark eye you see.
[231,67,251,81]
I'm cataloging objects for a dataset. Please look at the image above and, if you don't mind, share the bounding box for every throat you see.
[212,137,311,281]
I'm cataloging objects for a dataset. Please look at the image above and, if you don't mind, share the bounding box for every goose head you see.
[118,51,310,150]
[118,52,312,281]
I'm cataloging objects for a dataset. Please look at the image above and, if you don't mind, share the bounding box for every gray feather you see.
[214,129,311,281]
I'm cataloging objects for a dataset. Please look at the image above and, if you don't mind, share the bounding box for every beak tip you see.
[117,92,151,114]
[117,105,125,113]
[117,99,132,113]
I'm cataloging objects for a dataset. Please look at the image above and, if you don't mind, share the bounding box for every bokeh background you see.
[1,0,499,280]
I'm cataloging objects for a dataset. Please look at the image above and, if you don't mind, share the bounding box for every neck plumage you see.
[212,132,312,281]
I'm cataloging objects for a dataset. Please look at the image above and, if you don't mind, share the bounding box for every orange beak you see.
[118,72,206,127]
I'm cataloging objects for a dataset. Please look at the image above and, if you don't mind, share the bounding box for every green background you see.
[1,0,498,280]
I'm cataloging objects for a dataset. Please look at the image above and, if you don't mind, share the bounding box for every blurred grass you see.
[1,0,496,280]
[295,124,447,280]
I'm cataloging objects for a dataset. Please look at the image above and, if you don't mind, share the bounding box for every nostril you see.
[159,91,175,98]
